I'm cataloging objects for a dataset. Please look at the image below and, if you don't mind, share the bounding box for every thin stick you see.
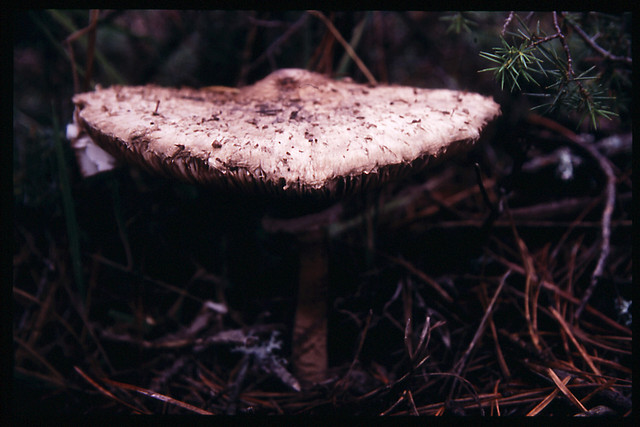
[507,205,542,352]
[546,368,588,413]
[488,304,511,379]
[562,12,632,65]
[83,10,99,92]
[337,12,369,75]
[100,376,215,415]
[501,12,514,36]
[382,253,453,303]
[379,392,405,416]
[452,270,510,378]
[553,12,575,77]
[64,10,99,94]
[14,336,66,384]
[406,389,419,416]
[307,10,377,85]
[336,309,374,392]
[526,374,569,416]
[474,162,497,217]
[525,113,616,321]
[573,142,616,320]
[74,366,148,414]
[492,380,501,416]
[246,13,309,75]
[489,249,631,336]
[549,306,602,379]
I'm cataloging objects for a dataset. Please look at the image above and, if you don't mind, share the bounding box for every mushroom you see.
[71,68,500,387]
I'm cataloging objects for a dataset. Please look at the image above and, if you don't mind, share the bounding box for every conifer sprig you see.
[480,12,629,129]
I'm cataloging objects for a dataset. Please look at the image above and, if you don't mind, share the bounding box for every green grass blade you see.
[52,103,85,300]
[337,12,371,75]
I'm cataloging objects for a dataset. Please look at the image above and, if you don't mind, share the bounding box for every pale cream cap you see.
[72,68,500,197]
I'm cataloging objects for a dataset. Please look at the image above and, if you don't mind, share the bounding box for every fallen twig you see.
[562,12,632,65]
[451,270,510,386]
[307,10,377,85]
[245,13,309,76]
[381,253,454,303]
[547,368,588,413]
[526,113,617,321]
[526,374,570,416]
[64,9,99,93]
[100,376,215,415]
[74,366,148,414]
[548,306,603,381]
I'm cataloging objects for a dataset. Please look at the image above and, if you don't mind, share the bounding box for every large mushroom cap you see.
[72,68,500,197]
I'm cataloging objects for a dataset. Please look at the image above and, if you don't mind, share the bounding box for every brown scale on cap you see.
[72,68,500,198]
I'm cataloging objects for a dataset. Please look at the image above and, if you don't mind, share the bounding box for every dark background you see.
[12,11,632,416]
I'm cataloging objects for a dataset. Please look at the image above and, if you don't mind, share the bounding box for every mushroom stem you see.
[292,229,328,386]
[262,202,342,387]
